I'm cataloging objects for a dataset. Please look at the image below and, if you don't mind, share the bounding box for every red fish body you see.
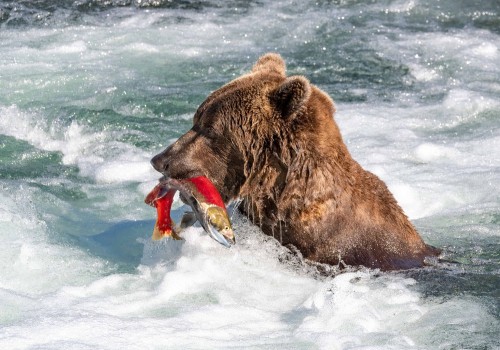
[145,176,234,245]
[145,186,181,240]
[185,176,226,209]
[153,189,182,240]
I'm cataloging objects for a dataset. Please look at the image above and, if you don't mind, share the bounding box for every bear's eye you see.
[192,124,218,138]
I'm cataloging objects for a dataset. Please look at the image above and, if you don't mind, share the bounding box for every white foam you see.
[0,106,101,164]
[337,96,500,220]
[470,41,498,59]
[123,42,160,53]
[1,225,497,349]
[94,159,157,183]
[440,90,500,135]
[295,273,423,348]
[390,181,468,219]
[45,40,87,54]
[0,105,158,184]
[387,0,417,13]
[409,64,439,82]
[414,142,461,163]
[0,191,111,296]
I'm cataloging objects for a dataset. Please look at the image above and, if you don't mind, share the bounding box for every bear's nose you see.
[151,153,168,173]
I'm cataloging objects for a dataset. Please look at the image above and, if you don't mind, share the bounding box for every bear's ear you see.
[252,53,286,77]
[271,76,311,120]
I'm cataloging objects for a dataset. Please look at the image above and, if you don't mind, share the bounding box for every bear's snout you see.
[151,130,209,180]
[151,152,169,173]
[151,136,186,175]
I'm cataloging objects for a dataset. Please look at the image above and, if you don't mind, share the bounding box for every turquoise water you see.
[0,1,499,349]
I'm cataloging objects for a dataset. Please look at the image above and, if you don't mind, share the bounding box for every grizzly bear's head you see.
[151,53,340,207]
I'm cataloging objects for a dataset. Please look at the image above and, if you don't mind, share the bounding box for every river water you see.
[0,1,499,349]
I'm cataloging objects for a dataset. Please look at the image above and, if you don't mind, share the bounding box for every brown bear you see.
[151,53,440,270]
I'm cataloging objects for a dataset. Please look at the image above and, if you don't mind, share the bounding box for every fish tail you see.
[152,222,171,240]
[152,222,183,241]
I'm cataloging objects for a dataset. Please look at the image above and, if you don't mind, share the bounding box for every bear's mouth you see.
[144,176,235,247]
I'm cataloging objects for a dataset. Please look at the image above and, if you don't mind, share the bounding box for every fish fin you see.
[152,222,183,241]
[170,229,183,240]
[152,222,171,240]
[179,211,198,229]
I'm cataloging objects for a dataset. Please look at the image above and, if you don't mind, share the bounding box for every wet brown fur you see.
[151,53,440,270]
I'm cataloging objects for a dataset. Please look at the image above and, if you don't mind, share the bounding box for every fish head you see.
[204,205,235,245]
